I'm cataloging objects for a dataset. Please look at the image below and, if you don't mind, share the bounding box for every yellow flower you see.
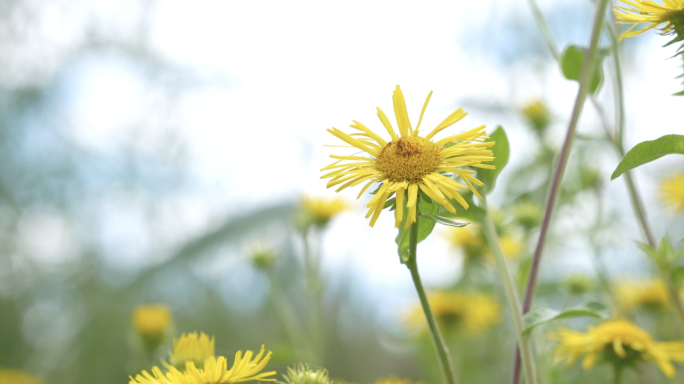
[0,368,43,384]
[133,304,173,338]
[614,0,684,40]
[298,196,348,228]
[246,243,278,270]
[659,172,684,212]
[371,376,424,384]
[405,290,500,334]
[281,364,331,384]
[443,225,523,263]
[550,319,684,378]
[169,332,216,369]
[321,86,494,229]
[521,100,551,133]
[615,279,670,310]
[562,274,594,295]
[131,342,276,384]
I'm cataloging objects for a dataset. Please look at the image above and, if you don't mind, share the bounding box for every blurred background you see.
[1,0,683,383]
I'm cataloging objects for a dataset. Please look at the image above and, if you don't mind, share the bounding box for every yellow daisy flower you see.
[659,172,684,212]
[405,290,500,334]
[521,100,551,133]
[321,86,495,229]
[131,344,276,384]
[168,332,216,369]
[614,0,684,40]
[281,364,331,384]
[443,225,523,264]
[298,196,348,228]
[550,319,684,378]
[0,368,43,384]
[615,279,670,310]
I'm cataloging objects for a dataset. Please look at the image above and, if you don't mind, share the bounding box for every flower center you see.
[376,137,442,183]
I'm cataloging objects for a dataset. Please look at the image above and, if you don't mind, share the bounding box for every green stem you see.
[302,230,324,365]
[613,365,623,384]
[527,0,560,61]
[480,207,538,384]
[406,219,459,384]
[265,268,312,362]
[514,0,609,383]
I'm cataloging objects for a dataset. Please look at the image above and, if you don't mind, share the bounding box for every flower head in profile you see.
[521,100,552,134]
[659,171,684,212]
[0,368,44,384]
[405,290,500,335]
[550,319,684,378]
[321,86,494,228]
[246,243,278,270]
[615,279,670,310]
[280,364,331,384]
[133,304,173,349]
[168,332,216,369]
[130,333,276,384]
[614,0,684,40]
[444,224,523,265]
[298,196,348,228]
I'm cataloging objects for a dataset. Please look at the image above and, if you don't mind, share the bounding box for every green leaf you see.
[611,134,684,180]
[523,301,611,335]
[419,213,469,228]
[383,197,396,209]
[396,200,439,263]
[418,188,433,204]
[560,45,605,94]
[477,126,510,194]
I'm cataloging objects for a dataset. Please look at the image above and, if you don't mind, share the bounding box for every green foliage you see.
[636,237,684,282]
[610,134,684,180]
[477,126,510,194]
[560,45,606,94]
[395,200,439,263]
[523,301,611,335]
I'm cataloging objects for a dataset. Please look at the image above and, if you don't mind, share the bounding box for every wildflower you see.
[550,319,684,378]
[246,243,278,270]
[521,100,551,134]
[614,0,684,41]
[131,333,276,384]
[616,279,670,310]
[133,304,173,349]
[659,172,684,212]
[371,375,424,384]
[298,196,348,228]
[168,332,216,369]
[0,368,43,384]
[444,225,523,264]
[562,274,594,295]
[513,201,542,230]
[405,290,500,334]
[321,86,494,229]
[280,364,331,384]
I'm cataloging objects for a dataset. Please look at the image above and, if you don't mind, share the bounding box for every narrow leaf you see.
[611,134,684,180]
[419,213,469,228]
[523,301,611,335]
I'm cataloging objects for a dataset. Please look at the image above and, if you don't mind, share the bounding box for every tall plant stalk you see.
[406,213,459,384]
[512,0,610,382]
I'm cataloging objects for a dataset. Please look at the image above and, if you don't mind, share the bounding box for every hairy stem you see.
[406,217,459,384]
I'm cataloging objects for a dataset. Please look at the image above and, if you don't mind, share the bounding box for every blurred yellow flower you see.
[299,196,348,228]
[281,364,331,384]
[169,332,215,369]
[659,172,684,212]
[562,274,594,295]
[405,290,500,334]
[321,85,494,229]
[133,304,173,338]
[550,319,684,378]
[131,334,276,384]
[614,0,684,40]
[615,279,670,310]
[521,100,551,133]
[0,368,43,384]
[245,243,278,270]
[371,376,424,384]
[443,225,523,264]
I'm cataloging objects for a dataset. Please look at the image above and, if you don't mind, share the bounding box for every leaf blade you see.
[611,134,684,180]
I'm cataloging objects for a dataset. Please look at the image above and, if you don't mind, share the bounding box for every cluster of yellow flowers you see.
[129,332,276,384]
